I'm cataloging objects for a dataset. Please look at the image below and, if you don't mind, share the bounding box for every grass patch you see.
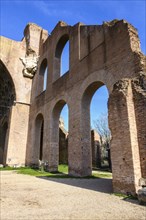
[17,167,50,176]
[113,193,138,200]
[58,164,68,173]
[0,165,112,179]
[113,193,128,198]
[17,166,68,178]
[0,166,18,171]
[92,170,112,179]
[0,165,69,178]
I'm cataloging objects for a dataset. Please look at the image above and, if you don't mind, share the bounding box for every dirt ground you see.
[0,171,145,220]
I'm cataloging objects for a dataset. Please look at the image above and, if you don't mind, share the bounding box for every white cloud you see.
[32,1,73,17]
[32,1,55,16]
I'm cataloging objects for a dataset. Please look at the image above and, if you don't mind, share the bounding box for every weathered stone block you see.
[138,188,146,205]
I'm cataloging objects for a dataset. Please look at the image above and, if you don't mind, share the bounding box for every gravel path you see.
[0,171,145,220]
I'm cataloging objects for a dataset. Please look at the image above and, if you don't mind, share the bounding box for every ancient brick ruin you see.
[0,20,145,194]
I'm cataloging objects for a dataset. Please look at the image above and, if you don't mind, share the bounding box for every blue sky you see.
[1,0,145,130]
[1,0,145,54]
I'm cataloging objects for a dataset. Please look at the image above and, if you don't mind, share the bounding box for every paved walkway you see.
[0,171,145,220]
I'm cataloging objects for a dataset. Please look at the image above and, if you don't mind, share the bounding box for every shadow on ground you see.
[36,176,113,194]
[36,176,141,206]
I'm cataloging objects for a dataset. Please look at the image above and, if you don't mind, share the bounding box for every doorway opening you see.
[81,82,112,177]
[52,101,69,174]
[91,85,111,171]
[34,114,44,165]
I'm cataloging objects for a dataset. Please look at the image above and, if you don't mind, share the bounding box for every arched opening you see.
[59,104,68,165]
[34,114,44,165]
[91,85,111,170]
[81,82,111,176]
[51,100,69,173]
[61,41,69,76]
[38,59,48,94]
[43,68,48,91]
[39,120,44,161]
[0,61,16,164]
[54,34,69,81]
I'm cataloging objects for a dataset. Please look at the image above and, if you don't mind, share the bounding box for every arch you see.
[59,105,68,165]
[51,100,67,143]
[61,40,69,76]
[53,34,69,81]
[0,61,16,165]
[55,34,69,58]
[0,59,16,91]
[34,113,44,164]
[81,81,105,134]
[78,69,111,97]
[81,81,110,174]
[81,81,105,107]
[90,86,110,169]
[50,99,69,171]
[37,58,48,94]
[0,60,16,121]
